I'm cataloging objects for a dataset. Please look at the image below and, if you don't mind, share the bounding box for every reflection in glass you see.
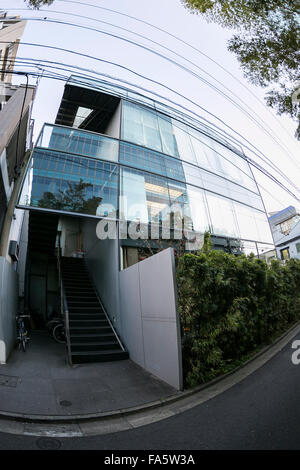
[206,192,240,238]
[37,125,119,162]
[186,186,210,233]
[18,150,118,217]
[119,142,185,181]
[240,241,258,256]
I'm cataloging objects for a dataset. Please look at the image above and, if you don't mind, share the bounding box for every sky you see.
[2,0,300,214]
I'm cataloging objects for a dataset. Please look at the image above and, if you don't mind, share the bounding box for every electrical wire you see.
[10,15,299,175]
[5,42,299,195]
[7,6,295,162]
[2,38,298,198]
[55,0,295,140]
[3,66,299,206]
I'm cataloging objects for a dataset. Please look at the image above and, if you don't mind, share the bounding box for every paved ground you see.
[0,331,176,416]
[1,327,300,449]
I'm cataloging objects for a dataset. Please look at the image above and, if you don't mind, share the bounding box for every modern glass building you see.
[18,75,274,266]
[8,75,275,368]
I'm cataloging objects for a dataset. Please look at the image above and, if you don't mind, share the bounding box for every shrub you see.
[176,234,300,387]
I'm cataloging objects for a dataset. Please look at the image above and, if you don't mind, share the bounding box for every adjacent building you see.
[0,12,35,364]
[268,206,300,261]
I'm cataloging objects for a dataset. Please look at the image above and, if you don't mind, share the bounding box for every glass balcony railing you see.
[36,124,119,163]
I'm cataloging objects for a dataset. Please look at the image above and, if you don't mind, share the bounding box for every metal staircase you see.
[59,255,128,365]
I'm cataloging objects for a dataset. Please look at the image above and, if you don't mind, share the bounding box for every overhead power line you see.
[55,0,296,140]
[3,38,299,197]
[2,67,299,205]
[10,14,299,176]
[8,6,295,163]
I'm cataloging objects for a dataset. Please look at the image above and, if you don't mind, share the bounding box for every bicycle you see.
[16,314,30,352]
[46,316,66,344]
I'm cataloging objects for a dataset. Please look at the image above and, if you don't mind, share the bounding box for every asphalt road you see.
[1,332,300,451]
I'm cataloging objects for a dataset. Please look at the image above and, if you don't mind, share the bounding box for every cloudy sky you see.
[3,0,300,213]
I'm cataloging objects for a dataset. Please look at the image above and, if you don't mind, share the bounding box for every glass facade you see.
[18,85,274,251]
[19,149,118,217]
[38,124,119,162]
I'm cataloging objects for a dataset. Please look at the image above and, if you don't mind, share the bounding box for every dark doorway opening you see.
[25,211,59,329]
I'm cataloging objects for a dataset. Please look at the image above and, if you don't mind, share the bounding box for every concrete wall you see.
[276,240,300,261]
[0,85,35,159]
[119,248,183,390]
[81,218,121,332]
[104,101,121,139]
[58,217,81,257]
[0,256,18,363]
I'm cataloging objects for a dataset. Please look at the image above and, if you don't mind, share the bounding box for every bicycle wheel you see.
[46,320,60,338]
[53,324,66,343]
[22,338,26,352]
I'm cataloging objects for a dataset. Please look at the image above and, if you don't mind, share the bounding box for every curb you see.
[1,319,300,433]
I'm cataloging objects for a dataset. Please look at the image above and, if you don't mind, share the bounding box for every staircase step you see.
[70,326,112,334]
[69,319,109,327]
[70,333,116,342]
[71,350,129,364]
[71,341,120,352]
[66,297,99,302]
[69,313,107,320]
[63,280,92,285]
[67,301,100,305]
[68,308,104,314]
[64,285,95,295]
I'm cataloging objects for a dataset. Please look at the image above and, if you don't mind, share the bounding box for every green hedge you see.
[176,234,300,388]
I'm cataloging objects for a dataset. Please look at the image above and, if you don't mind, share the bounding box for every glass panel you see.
[183,162,263,210]
[18,150,118,217]
[142,107,162,151]
[122,101,145,146]
[257,243,276,260]
[183,163,204,187]
[186,185,210,233]
[120,142,166,177]
[157,114,179,157]
[240,241,258,256]
[120,168,149,223]
[120,167,171,225]
[232,202,260,241]
[172,119,197,164]
[232,201,273,243]
[188,128,257,192]
[255,211,274,244]
[37,125,119,162]
[206,192,240,238]
[188,128,212,169]
[122,101,162,152]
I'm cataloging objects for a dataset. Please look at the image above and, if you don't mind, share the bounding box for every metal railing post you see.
[56,231,72,366]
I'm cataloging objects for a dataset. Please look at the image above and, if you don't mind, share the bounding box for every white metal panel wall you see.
[119,248,183,390]
[0,256,18,363]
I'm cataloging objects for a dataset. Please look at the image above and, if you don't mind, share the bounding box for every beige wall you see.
[0,84,35,158]
[0,20,26,83]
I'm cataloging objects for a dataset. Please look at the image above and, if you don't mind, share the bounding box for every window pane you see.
[172,119,197,164]
[206,192,240,238]
[18,150,118,217]
[186,185,210,233]
[37,125,119,162]
[158,115,179,157]
[120,167,171,225]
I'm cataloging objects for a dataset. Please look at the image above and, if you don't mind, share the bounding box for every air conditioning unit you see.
[8,240,19,262]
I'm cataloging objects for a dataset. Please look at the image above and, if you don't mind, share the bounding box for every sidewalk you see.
[0,331,177,418]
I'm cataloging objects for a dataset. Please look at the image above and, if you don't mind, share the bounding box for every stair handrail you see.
[56,231,72,366]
